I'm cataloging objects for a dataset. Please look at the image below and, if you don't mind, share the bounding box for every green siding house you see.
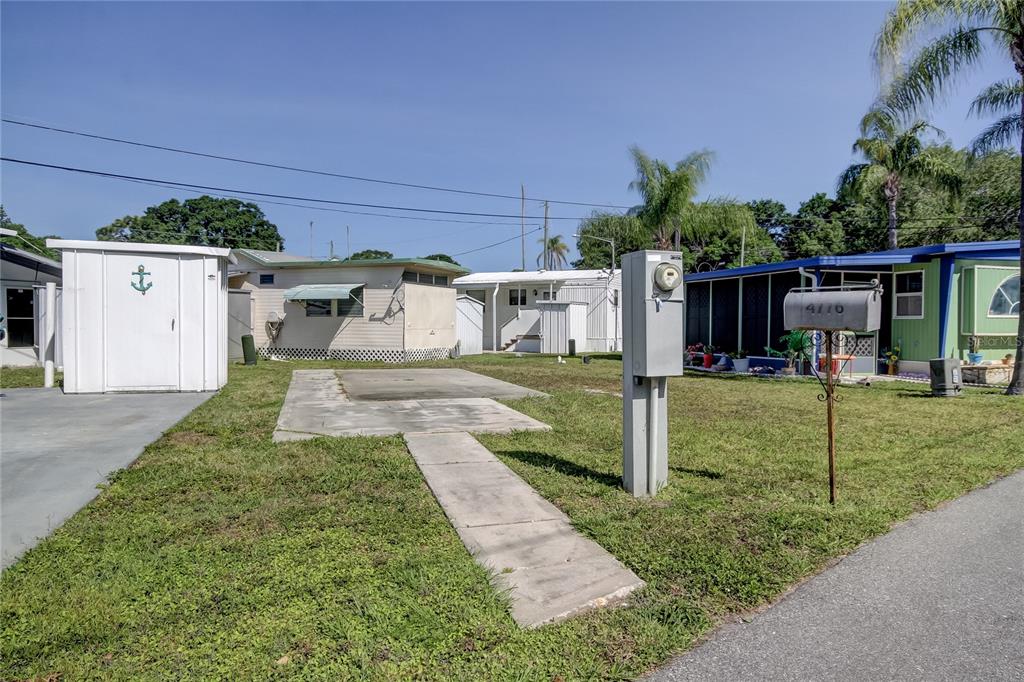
[684,241,1020,374]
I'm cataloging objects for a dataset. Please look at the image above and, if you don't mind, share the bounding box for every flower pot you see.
[780,366,796,376]
[967,352,984,365]
[703,353,714,369]
[732,358,749,373]
[887,362,898,375]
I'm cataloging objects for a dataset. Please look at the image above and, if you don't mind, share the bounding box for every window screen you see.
[894,271,924,318]
[337,297,364,317]
[402,271,418,283]
[508,288,526,306]
[305,300,332,317]
[259,273,274,285]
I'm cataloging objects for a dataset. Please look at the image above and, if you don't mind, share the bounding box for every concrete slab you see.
[1,387,211,568]
[273,370,549,441]
[404,431,645,628]
[338,368,547,401]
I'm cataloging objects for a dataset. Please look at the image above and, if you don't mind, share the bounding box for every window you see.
[305,299,332,317]
[337,297,364,317]
[433,275,447,286]
[259,273,275,285]
[402,270,418,284]
[989,274,1020,317]
[402,271,449,287]
[541,290,557,301]
[894,271,924,318]
[508,288,527,306]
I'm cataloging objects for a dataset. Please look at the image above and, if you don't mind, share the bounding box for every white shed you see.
[455,294,484,356]
[538,301,588,354]
[46,240,235,393]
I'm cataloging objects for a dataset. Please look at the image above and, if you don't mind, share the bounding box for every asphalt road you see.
[648,470,1024,681]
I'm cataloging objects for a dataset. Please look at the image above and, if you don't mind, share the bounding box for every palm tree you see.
[627,146,753,252]
[838,109,961,250]
[875,0,1024,394]
[537,235,570,270]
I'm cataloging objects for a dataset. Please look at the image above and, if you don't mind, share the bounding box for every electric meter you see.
[653,262,682,291]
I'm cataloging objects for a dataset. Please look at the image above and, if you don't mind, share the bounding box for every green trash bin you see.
[241,334,258,366]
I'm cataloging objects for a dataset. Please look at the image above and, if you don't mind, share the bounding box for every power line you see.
[122,177,538,228]
[1,157,587,220]
[452,227,543,257]
[1,117,632,210]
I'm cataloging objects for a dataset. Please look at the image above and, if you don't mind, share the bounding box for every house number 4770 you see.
[806,303,844,314]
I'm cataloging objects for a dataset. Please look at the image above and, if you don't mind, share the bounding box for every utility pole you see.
[542,200,549,271]
[740,223,747,268]
[520,184,526,271]
[346,225,351,259]
[309,221,314,258]
[329,240,334,259]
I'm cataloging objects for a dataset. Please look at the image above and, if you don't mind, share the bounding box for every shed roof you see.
[454,269,618,286]
[685,240,1020,283]
[46,239,236,263]
[1,242,62,278]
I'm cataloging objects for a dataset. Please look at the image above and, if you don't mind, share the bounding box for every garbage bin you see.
[929,358,962,397]
[241,334,258,366]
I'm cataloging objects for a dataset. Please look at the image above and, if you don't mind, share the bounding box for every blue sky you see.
[1,2,1012,271]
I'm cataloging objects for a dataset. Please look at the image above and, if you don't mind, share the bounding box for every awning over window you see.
[283,283,364,301]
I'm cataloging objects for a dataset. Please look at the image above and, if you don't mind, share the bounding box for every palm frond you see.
[969,78,1024,117]
[875,0,993,72]
[881,26,984,116]
[970,113,1024,154]
[837,163,871,194]
[906,150,964,195]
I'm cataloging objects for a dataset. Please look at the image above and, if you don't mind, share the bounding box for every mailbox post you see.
[621,250,685,497]
[784,281,883,504]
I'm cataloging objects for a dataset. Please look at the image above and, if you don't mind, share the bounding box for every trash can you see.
[929,358,962,397]
[241,334,258,366]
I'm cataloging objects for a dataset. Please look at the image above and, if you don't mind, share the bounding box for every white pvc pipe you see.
[43,282,56,388]
[492,282,499,351]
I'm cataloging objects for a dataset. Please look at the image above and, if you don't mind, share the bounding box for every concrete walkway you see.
[274,369,549,441]
[1,388,212,568]
[405,431,645,628]
[648,470,1024,681]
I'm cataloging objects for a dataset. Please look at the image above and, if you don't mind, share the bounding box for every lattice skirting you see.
[257,346,453,363]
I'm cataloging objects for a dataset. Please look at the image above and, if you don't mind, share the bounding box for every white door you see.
[104,253,180,390]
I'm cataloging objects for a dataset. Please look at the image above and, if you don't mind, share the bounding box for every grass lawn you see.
[2,355,1022,680]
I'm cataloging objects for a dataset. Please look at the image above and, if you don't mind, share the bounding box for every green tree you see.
[786,193,848,258]
[537,235,570,270]
[838,110,961,249]
[746,199,792,248]
[875,0,1024,394]
[348,249,394,260]
[572,212,648,269]
[96,196,283,250]
[0,206,61,260]
[421,253,460,265]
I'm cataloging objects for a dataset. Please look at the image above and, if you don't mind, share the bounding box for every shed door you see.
[104,254,180,390]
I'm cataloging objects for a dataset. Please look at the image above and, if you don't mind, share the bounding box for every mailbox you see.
[622,251,686,377]
[784,285,882,333]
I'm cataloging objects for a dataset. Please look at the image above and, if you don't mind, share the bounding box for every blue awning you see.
[283,283,364,301]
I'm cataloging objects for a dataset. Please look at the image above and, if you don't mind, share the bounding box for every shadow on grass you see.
[670,466,724,480]
[499,450,621,487]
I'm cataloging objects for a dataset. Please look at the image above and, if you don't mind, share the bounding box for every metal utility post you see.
[329,240,335,259]
[740,223,747,268]
[346,225,351,259]
[621,250,685,497]
[521,184,526,272]
[824,332,836,504]
[309,221,314,258]
[542,201,549,270]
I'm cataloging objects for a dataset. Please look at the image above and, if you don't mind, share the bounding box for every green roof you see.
[234,249,469,275]
[284,283,364,301]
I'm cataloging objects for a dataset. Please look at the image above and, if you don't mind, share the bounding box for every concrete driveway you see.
[1,388,211,568]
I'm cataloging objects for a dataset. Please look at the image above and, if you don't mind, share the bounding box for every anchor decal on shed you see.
[131,265,153,295]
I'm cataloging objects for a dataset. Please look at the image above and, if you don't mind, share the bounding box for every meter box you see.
[783,285,882,332]
[622,250,685,377]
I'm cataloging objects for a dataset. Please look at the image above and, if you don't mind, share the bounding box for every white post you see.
[44,282,56,387]
[492,282,499,351]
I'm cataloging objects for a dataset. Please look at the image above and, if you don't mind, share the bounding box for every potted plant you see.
[880,344,901,375]
[685,343,704,366]
[778,331,807,376]
[732,349,749,373]
[967,335,984,365]
[703,344,716,369]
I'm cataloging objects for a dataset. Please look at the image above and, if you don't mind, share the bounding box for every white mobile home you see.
[47,240,233,393]
[453,269,621,352]
[229,250,468,362]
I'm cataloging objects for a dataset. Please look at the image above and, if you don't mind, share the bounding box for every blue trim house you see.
[683,240,1020,374]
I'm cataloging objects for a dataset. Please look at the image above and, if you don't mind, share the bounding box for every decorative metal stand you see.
[803,330,855,505]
